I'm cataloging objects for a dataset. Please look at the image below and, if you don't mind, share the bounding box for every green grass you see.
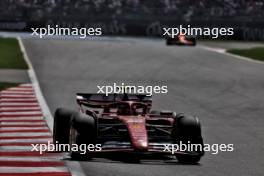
[0,82,19,91]
[227,47,264,62]
[0,38,28,69]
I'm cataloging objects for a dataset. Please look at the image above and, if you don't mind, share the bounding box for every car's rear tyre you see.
[70,112,96,159]
[53,108,77,145]
[72,112,96,143]
[172,114,204,164]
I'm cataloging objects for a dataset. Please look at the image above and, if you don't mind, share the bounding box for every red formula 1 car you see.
[53,93,204,163]
[166,34,196,46]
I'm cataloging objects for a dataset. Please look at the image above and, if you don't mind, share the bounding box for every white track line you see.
[0,157,62,162]
[199,45,264,65]
[0,107,40,111]
[7,85,33,89]
[5,89,34,92]
[0,95,36,98]
[0,127,48,130]
[7,86,33,88]
[0,122,46,125]
[1,111,42,115]
[18,37,54,132]
[66,161,87,176]
[18,37,84,176]
[0,167,68,173]
[0,146,37,150]
[0,133,51,137]
[0,102,39,105]
[1,91,34,95]
[0,117,44,121]
[0,139,52,143]
[0,116,43,119]
[0,98,37,101]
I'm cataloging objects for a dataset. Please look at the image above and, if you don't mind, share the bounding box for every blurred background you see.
[0,0,264,40]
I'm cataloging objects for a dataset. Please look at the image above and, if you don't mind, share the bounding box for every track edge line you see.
[17,37,54,133]
[17,37,87,176]
[199,45,264,65]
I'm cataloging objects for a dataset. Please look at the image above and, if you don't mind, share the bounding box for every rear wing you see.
[76,93,152,108]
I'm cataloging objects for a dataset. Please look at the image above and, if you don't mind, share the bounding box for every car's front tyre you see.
[172,114,204,164]
[53,108,77,145]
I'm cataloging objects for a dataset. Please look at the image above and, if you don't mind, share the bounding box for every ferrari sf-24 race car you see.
[53,93,204,163]
[166,34,196,46]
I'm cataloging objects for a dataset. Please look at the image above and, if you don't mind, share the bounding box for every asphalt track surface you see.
[23,38,264,176]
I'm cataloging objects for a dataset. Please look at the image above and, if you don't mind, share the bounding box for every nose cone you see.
[120,117,148,151]
[135,140,148,151]
[129,123,148,151]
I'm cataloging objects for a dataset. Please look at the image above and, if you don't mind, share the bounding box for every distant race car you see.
[166,34,196,46]
[53,93,204,163]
